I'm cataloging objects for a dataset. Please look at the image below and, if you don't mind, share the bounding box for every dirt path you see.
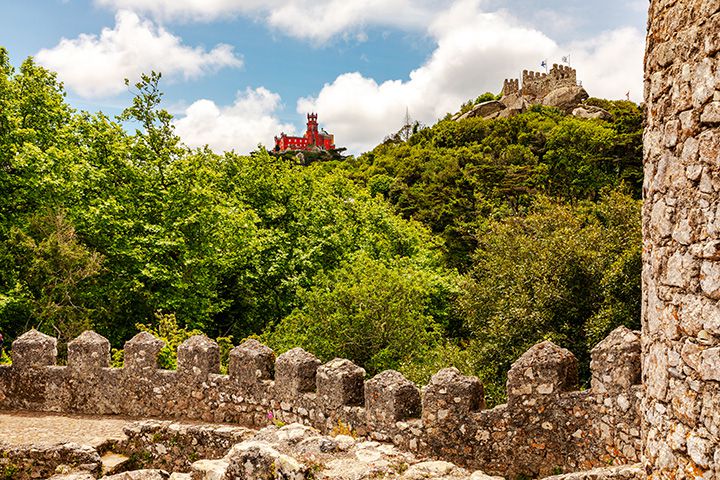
[0,411,132,448]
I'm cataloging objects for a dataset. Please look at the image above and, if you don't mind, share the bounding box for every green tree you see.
[2,211,102,345]
[457,191,641,404]
[266,252,455,377]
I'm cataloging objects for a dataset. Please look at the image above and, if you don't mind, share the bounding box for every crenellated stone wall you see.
[517,64,578,99]
[643,0,720,477]
[0,327,642,478]
[502,78,520,96]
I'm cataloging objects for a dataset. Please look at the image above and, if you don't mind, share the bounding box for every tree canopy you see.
[0,48,642,403]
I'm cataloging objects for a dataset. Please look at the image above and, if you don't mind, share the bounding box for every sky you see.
[0,0,648,155]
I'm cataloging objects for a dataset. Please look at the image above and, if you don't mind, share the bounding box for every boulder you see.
[470,472,506,480]
[223,440,308,479]
[457,100,506,120]
[47,475,96,480]
[572,105,613,121]
[100,470,170,480]
[402,460,466,479]
[190,459,228,480]
[499,93,530,117]
[542,85,589,112]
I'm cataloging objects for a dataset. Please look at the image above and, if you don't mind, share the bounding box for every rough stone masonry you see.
[643,0,720,477]
[0,326,642,478]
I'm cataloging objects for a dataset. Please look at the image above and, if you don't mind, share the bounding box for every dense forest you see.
[0,48,643,404]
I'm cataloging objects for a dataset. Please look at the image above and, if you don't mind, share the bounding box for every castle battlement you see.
[0,327,642,477]
[498,64,580,100]
[501,78,519,96]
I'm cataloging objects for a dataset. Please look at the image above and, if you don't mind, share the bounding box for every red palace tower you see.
[274,113,335,152]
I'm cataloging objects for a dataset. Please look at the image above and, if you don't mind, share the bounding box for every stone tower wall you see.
[502,78,519,96]
[0,327,642,478]
[643,0,720,477]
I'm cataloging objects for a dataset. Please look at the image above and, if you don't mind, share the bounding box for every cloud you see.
[297,0,644,154]
[83,0,643,155]
[568,27,645,102]
[94,0,450,42]
[297,0,556,153]
[35,10,242,98]
[173,87,296,154]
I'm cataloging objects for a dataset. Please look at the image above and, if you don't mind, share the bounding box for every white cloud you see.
[173,87,296,153]
[569,27,645,102]
[297,0,644,154]
[298,0,557,153]
[82,0,643,155]
[94,0,450,42]
[36,10,242,98]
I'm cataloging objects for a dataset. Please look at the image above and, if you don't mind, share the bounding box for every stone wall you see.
[643,0,720,477]
[519,64,578,99]
[502,78,519,96]
[118,421,255,472]
[0,442,101,479]
[0,327,642,478]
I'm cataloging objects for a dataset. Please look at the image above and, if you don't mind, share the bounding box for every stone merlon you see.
[0,328,642,478]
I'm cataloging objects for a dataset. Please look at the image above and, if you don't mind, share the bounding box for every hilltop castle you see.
[501,64,578,99]
[455,63,592,121]
[274,113,335,152]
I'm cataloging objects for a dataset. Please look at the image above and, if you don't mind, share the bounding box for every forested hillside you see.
[0,48,642,404]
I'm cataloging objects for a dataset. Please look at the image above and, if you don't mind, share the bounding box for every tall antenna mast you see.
[401,107,413,141]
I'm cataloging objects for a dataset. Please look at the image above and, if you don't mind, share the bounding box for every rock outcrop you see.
[198,422,504,480]
[456,64,597,121]
[456,100,506,120]
[572,105,612,121]
[542,85,589,113]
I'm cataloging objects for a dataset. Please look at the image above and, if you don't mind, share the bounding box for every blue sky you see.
[0,0,648,154]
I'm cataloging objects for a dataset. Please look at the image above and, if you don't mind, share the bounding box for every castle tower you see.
[643,0,720,477]
[502,78,519,97]
[305,113,319,147]
[306,113,318,134]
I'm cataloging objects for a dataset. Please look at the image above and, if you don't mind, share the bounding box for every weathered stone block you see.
[229,339,275,385]
[224,440,307,479]
[274,348,320,399]
[11,329,57,369]
[67,331,110,372]
[645,342,669,401]
[365,370,420,426]
[699,347,720,381]
[663,251,696,288]
[316,358,365,408]
[700,260,720,299]
[507,341,577,406]
[124,332,165,372]
[177,335,220,378]
[422,368,484,425]
[701,102,720,124]
[590,326,641,393]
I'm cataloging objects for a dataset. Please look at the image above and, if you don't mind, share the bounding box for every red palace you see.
[274,113,335,152]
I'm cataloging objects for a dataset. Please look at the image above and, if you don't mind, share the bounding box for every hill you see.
[0,48,642,404]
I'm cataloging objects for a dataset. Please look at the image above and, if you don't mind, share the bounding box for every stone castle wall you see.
[0,327,642,478]
[500,64,578,100]
[643,0,720,477]
[502,78,519,96]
